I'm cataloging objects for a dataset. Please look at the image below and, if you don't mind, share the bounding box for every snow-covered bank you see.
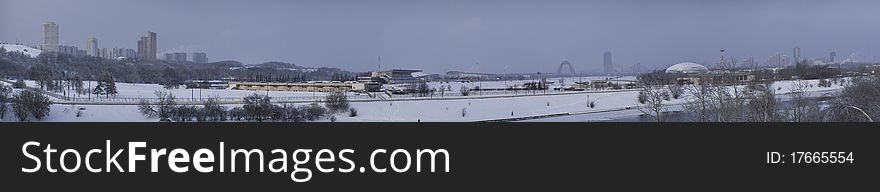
[3,78,847,122]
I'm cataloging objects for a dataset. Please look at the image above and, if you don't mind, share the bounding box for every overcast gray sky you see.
[2,0,879,73]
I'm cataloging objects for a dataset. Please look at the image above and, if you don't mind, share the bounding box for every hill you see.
[0,43,42,58]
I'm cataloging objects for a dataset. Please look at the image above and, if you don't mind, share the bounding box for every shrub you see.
[137,91,178,121]
[668,84,684,99]
[281,104,305,122]
[228,107,246,121]
[0,84,10,119]
[302,102,327,121]
[349,108,358,117]
[202,98,227,121]
[638,91,647,104]
[11,89,52,121]
[12,79,26,88]
[243,94,273,122]
[460,86,470,96]
[324,92,350,113]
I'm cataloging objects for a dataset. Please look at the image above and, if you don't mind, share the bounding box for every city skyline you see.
[3,0,880,73]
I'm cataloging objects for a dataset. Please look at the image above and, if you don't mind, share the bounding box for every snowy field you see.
[26,75,633,101]
[0,78,846,122]
[24,80,332,100]
[0,43,42,57]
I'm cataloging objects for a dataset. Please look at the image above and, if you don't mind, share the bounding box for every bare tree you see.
[460,85,470,96]
[324,92,350,113]
[667,83,684,99]
[202,97,227,121]
[11,89,52,121]
[787,80,812,122]
[243,93,273,122]
[682,78,713,122]
[710,83,748,122]
[137,90,178,121]
[826,77,880,122]
[302,102,327,121]
[0,84,11,120]
[746,83,779,122]
[637,76,670,122]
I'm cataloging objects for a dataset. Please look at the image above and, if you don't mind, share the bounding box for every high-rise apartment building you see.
[192,52,208,64]
[137,31,157,60]
[173,52,187,62]
[830,51,837,63]
[87,37,98,56]
[603,51,613,74]
[43,22,59,52]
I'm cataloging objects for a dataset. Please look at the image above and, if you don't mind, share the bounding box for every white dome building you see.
[665,62,709,74]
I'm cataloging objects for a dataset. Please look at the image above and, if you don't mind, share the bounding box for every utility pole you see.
[476,61,482,96]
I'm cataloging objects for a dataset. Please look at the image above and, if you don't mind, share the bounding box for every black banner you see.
[2,123,876,190]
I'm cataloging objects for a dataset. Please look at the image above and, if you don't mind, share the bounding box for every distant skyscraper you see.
[87,37,98,57]
[768,53,790,67]
[164,53,173,61]
[101,48,111,59]
[793,47,801,65]
[192,52,208,64]
[137,31,157,60]
[43,22,59,52]
[830,51,837,63]
[603,51,613,74]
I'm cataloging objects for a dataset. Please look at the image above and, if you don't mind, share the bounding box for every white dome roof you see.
[665,62,709,74]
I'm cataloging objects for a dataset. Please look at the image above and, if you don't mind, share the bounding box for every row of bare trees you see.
[825,76,880,122]
[637,75,836,122]
[138,91,354,122]
[0,84,53,122]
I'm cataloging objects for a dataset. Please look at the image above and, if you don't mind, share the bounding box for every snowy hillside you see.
[0,43,42,58]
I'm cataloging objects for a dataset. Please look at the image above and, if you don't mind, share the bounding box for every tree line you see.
[636,72,878,122]
[0,84,53,122]
[1,50,359,92]
[138,91,355,122]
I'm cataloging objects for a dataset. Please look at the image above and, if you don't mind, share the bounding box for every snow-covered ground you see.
[0,43,42,58]
[1,78,846,122]
[26,80,331,100]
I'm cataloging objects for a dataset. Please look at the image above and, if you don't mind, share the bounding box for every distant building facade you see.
[370,69,424,84]
[192,52,208,64]
[164,52,188,62]
[228,81,371,92]
[112,48,137,59]
[101,48,111,59]
[173,52,187,62]
[830,51,837,63]
[603,51,613,74]
[55,45,84,57]
[137,31,157,60]
[87,37,98,56]
[42,22,59,52]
